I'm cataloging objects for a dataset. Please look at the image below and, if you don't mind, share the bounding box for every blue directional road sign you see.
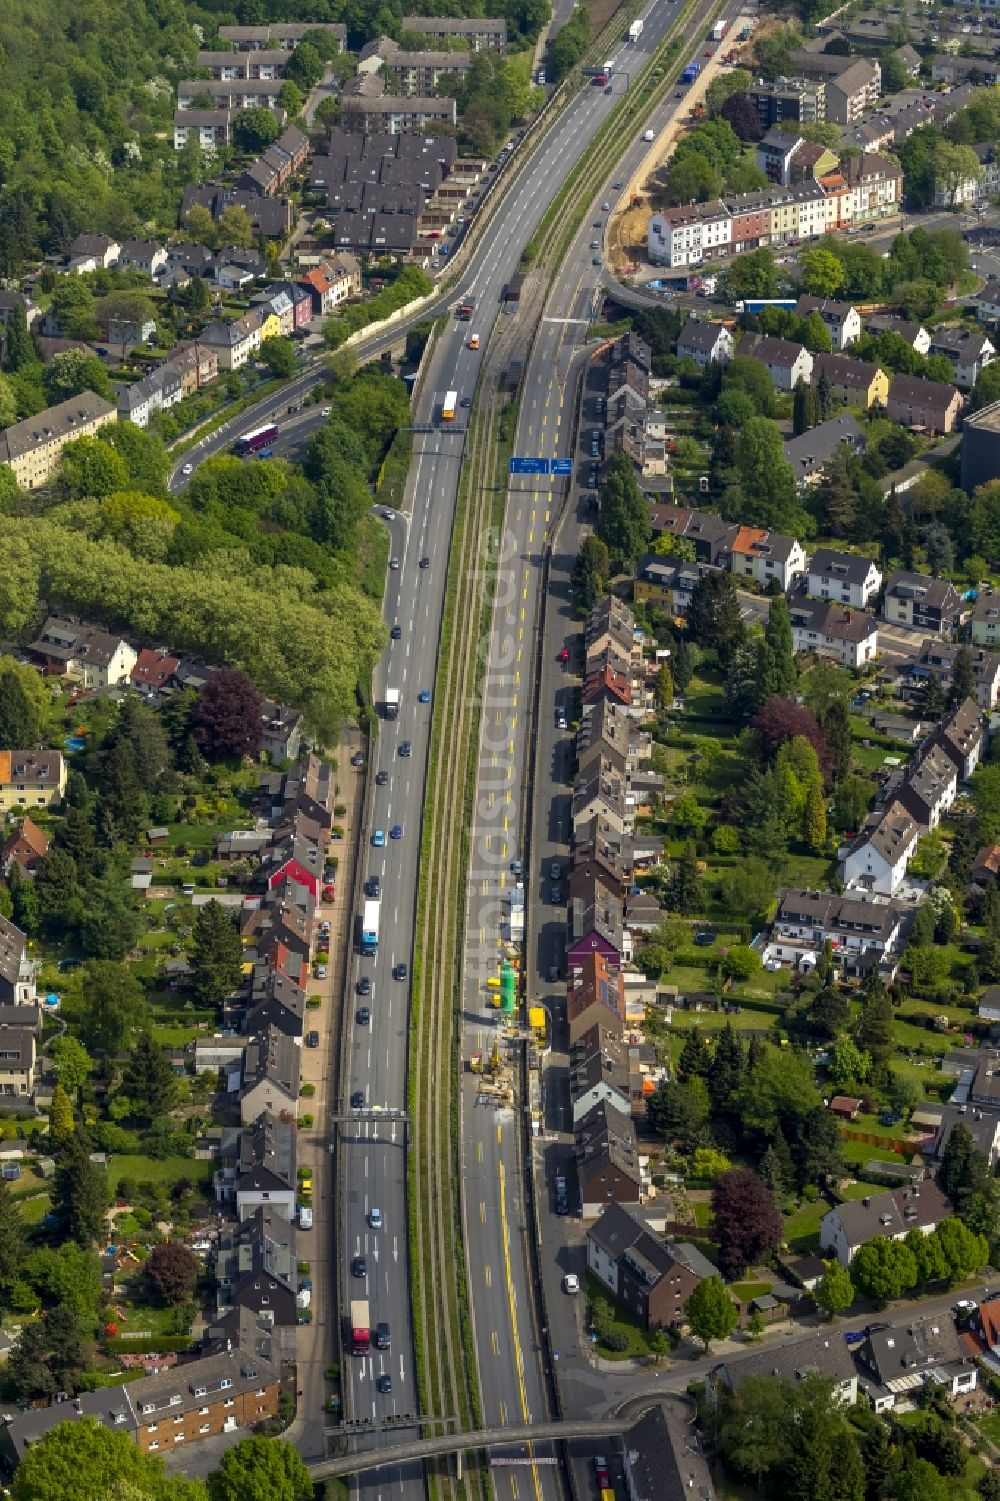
[551,458,573,475]
[509,456,549,475]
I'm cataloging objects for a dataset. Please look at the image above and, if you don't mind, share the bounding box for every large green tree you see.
[684,1275,738,1351]
[595,453,649,572]
[207,1438,313,1501]
[733,417,800,531]
[122,1029,179,1119]
[51,1134,107,1248]
[190,900,243,1009]
[11,1416,208,1501]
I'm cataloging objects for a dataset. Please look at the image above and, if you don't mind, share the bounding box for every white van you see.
[299,1205,313,1230]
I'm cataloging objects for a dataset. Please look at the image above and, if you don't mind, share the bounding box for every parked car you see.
[306,1030,320,1048]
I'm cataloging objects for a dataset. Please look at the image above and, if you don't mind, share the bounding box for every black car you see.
[376,1374,393,1394]
[352,1255,367,1278]
[460,396,471,408]
[351,1090,365,1108]
[393,963,408,981]
[357,1006,371,1025]
[351,753,365,767]
[376,770,389,785]
[419,556,430,568]
[357,975,372,995]
[399,740,411,758]
[391,624,402,640]
[364,876,380,899]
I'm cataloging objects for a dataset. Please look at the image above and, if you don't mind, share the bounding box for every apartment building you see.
[747,77,826,131]
[196,49,288,80]
[380,45,473,96]
[218,22,346,50]
[806,546,881,609]
[400,14,506,51]
[340,89,457,133]
[647,200,731,269]
[0,391,116,489]
[0,750,67,815]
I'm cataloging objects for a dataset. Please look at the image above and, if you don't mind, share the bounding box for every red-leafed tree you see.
[191,667,263,762]
[719,92,763,141]
[751,696,831,778]
[145,1242,199,1303]
[711,1168,783,1279]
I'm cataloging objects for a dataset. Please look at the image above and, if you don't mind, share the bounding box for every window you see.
[149,1442,159,1451]
[147,1423,158,1433]
[219,1378,233,1390]
[200,1424,210,1434]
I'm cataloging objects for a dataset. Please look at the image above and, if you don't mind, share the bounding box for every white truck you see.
[384,687,400,720]
[509,881,525,943]
[712,19,727,40]
[643,129,655,142]
[629,18,644,40]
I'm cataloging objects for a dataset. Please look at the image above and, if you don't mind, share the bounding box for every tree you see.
[216,205,254,249]
[190,900,244,1009]
[708,1023,744,1116]
[50,279,98,341]
[571,534,609,611]
[686,571,744,664]
[595,453,649,572]
[721,945,761,981]
[948,644,975,711]
[43,349,111,405]
[231,108,280,154]
[723,249,777,301]
[752,697,829,772]
[939,1120,989,1213]
[815,1260,854,1319]
[927,1218,987,1282]
[7,1306,88,1401]
[801,247,846,298]
[791,1106,844,1189]
[656,660,674,710]
[123,1030,179,1118]
[792,378,819,436]
[58,436,129,500]
[719,91,762,141]
[207,1437,313,1501]
[665,844,701,914]
[145,1242,199,1303]
[78,961,145,1056]
[803,782,827,852]
[11,1417,208,1501]
[260,336,297,379]
[0,657,45,748]
[854,977,894,1083]
[3,303,35,373]
[0,1174,25,1303]
[51,1134,107,1248]
[679,1028,713,1082]
[711,1168,783,1278]
[49,1036,93,1096]
[850,1235,917,1303]
[734,418,800,531]
[191,668,263,762]
[25,1242,102,1325]
[684,1275,738,1351]
[49,1082,75,1144]
[895,1460,950,1501]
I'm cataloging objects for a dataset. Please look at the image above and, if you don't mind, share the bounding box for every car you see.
[605,84,612,93]
[551,860,562,880]
[357,976,372,996]
[365,876,381,898]
[399,740,411,758]
[376,770,389,786]
[954,1299,977,1313]
[300,1173,313,1195]
[551,886,562,904]
[419,556,430,568]
[511,859,523,876]
[563,1273,580,1294]
[612,181,623,190]
[419,689,431,703]
[322,406,332,416]
[357,1006,371,1025]
[314,964,328,979]
[352,1256,367,1278]
[372,829,386,847]
[693,930,717,947]
[390,824,403,840]
[382,508,395,520]
[351,753,365,768]
[376,1374,393,1394]
[865,1321,891,1334]
[389,557,400,570]
[602,201,610,211]
[391,623,402,640]
[394,963,408,980]
[181,463,193,475]
[306,1030,320,1048]
[461,396,471,407]
[592,257,602,267]
[590,240,600,249]
[351,1090,365,1108]
[703,46,712,55]
[369,1206,383,1229]
[299,1205,313,1230]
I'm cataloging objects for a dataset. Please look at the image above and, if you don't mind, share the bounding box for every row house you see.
[885,372,964,434]
[237,124,309,197]
[647,199,731,269]
[586,1204,715,1331]
[807,545,881,609]
[789,596,878,669]
[300,255,362,316]
[931,697,987,781]
[888,743,958,830]
[763,887,908,976]
[972,587,1000,649]
[574,1097,648,1218]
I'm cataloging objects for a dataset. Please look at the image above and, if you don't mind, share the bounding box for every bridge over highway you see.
[308,1419,630,1479]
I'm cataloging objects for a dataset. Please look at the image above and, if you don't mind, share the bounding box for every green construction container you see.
[500,962,516,1015]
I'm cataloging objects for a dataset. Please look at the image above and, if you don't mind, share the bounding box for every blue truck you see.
[681,61,701,83]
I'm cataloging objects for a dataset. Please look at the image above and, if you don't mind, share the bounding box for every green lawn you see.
[586,1272,656,1360]
[692,1201,714,1228]
[732,1281,771,1302]
[782,1198,827,1254]
[107,1156,214,1194]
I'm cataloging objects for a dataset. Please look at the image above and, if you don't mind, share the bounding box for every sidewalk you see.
[286,722,366,1461]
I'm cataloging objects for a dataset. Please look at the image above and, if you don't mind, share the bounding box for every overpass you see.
[308,1419,630,1479]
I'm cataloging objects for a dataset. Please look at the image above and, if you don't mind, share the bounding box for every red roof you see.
[980,1297,1000,1348]
[131,648,180,689]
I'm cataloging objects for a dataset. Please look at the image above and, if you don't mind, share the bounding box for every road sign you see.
[551,459,573,475]
[509,456,548,475]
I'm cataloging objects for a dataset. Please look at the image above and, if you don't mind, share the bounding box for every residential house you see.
[0,917,36,1007]
[0,392,117,490]
[910,641,1000,712]
[890,743,958,829]
[118,240,168,279]
[738,333,813,391]
[214,1209,297,1360]
[819,1182,952,1265]
[840,151,903,223]
[259,701,304,763]
[238,1027,300,1124]
[806,546,881,609]
[675,318,733,368]
[1,817,49,878]
[622,1405,715,1501]
[199,314,261,371]
[962,400,1000,493]
[811,352,888,409]
[885,373,964,434]
[0,1023,35,1098]
[881,570,962,634]
[569,1024,661,1121]
[841,802,920,897]
[783,415,866,488]
[973,846,1000,885]
[712,1331,858,1403]
[789,139,839,184]
[789,597,878,669]
[729,525,807,591]
[928,327,995,389]
[245,969,306,1041]
[856,1318,976,1413]
[795,296,862,350]
[922,1103,1000,1171]
[130,648,181,704]
[864,314,931,355]
[399,15,506,51]
[764,888,907,976]
[975,282,1000,328]
[0,750,66,815]
[647,201,732,270]
[586,1203,715,1330]
[215,1111,297,1220]
[300,255,361,316]
[973,588,1000,650]
[932,697,986,781]
[756,129,803,185]
[574,1097,646,1218]
[28,617,136,687]
[66,233,121,271]
[566,952,626,1045]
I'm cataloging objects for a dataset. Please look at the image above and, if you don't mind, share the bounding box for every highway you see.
[336,4,727,1496]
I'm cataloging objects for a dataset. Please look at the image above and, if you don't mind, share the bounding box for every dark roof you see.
[830,1181,952,1248]
[812,351,882,390]
[677,318,729,355]
[624,1405,713,1501]
[790,597,877,645]
[784,415,865,477]
[808,545,876,585]
[888,372,961,412]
